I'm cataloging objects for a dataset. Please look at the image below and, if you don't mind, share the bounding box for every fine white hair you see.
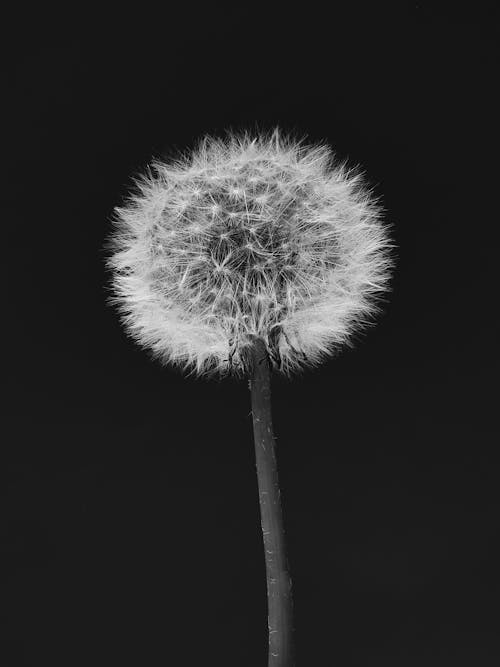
[106,127,394,378]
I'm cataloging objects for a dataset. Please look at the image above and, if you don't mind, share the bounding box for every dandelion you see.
[106,127,394,666]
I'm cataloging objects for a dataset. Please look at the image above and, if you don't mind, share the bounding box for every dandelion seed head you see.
[107,127,394,378]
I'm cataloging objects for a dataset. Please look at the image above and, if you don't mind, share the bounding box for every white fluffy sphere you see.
[107,128,394,377]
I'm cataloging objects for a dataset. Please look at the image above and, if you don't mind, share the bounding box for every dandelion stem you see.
[248,336,295,667]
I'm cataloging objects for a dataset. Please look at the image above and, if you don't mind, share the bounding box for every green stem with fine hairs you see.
[247,337,295,667]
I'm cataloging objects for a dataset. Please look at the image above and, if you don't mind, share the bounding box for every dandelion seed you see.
[107,127,392,377]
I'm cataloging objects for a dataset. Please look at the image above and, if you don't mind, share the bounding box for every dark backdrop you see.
[4,5,498,666]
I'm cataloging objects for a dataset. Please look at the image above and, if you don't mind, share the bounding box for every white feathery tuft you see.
[106,127,395,378]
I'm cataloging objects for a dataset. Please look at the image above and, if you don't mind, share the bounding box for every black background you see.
[3,4,499,666]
